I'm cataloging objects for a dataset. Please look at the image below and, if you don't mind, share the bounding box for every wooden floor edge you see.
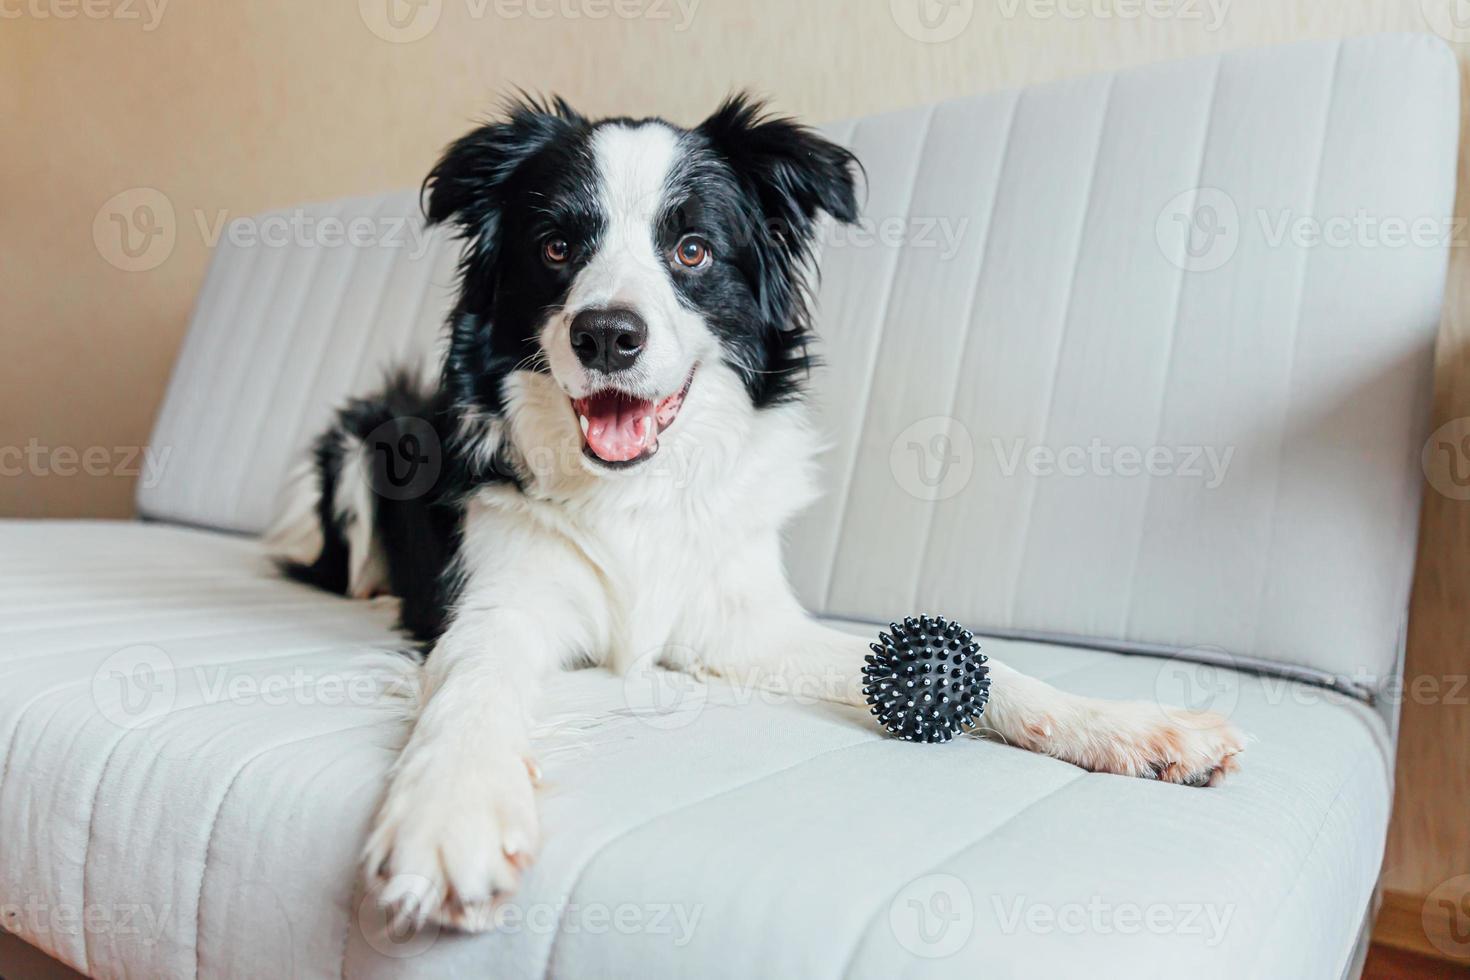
[1374,888,1470,966]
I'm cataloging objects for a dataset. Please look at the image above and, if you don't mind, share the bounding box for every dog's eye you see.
[543,237,571,265]
[673,235,711,269]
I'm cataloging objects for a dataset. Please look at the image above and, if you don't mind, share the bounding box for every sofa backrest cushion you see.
[140,34,1460,694]
[139,189,460,536]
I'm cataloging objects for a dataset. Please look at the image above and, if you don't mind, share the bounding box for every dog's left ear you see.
[697,93,862,241]
[697,95,862,403]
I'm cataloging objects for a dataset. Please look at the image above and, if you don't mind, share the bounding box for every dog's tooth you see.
[579,414,590,435]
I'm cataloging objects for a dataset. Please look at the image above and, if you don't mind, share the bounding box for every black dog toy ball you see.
[863,615,990,743]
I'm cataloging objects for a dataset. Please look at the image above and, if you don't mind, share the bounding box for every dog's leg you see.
[363,513,606,932]
[706,610,1245,787]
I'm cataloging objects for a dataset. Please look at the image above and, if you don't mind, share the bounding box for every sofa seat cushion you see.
[0,521,1389,979]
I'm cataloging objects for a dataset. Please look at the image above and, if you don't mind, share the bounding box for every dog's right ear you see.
[422,95,585,243]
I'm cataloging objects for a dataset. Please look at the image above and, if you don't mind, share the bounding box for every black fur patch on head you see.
[423,95,596,418]
[678,94,862,405]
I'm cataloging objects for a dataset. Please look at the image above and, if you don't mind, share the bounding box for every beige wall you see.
[3,0,1467,903]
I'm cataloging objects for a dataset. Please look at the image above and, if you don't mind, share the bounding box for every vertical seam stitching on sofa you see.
[820,105,938,612]
[535,736,879,980]
[391,215,450,376]
[258,200,377,517]
[224,213,334,522]
[1120,55,1225,639]
[191,722,390,980]
[317,194,404,423]
[1247,38,1343,660]
[911,90,1023,610]
[1005,74,1117,626]
[169,237,265,521]
[78,729,138,976]
[344,195,424,398]
[189,235,294,522]
[836,771,1088,980]
[250,192,413,531]
[137,238,236,520]
[1240,752,1379,977]
[782,115,857,610]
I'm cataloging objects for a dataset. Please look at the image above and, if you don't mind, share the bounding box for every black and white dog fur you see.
[267,95,1245,931]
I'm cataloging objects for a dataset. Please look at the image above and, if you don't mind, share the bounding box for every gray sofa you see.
[0,32,1458,979]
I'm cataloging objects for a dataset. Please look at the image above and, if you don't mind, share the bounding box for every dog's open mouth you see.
[572,370,695,466]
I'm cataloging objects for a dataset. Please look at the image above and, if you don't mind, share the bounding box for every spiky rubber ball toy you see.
[863,615,990,743]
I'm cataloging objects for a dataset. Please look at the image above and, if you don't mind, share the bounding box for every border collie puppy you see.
[268,95,1244,931]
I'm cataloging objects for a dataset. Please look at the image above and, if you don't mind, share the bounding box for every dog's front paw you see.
[1079,702,1246,787]
[1015,698,1245,788]
[363,751,540,932]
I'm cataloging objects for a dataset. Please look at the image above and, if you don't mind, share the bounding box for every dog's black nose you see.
[569,308,647,372]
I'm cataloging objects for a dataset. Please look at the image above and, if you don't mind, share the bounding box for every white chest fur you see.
[469,363,823,673]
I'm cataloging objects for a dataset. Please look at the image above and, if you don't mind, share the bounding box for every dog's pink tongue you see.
[581,394,656,462]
